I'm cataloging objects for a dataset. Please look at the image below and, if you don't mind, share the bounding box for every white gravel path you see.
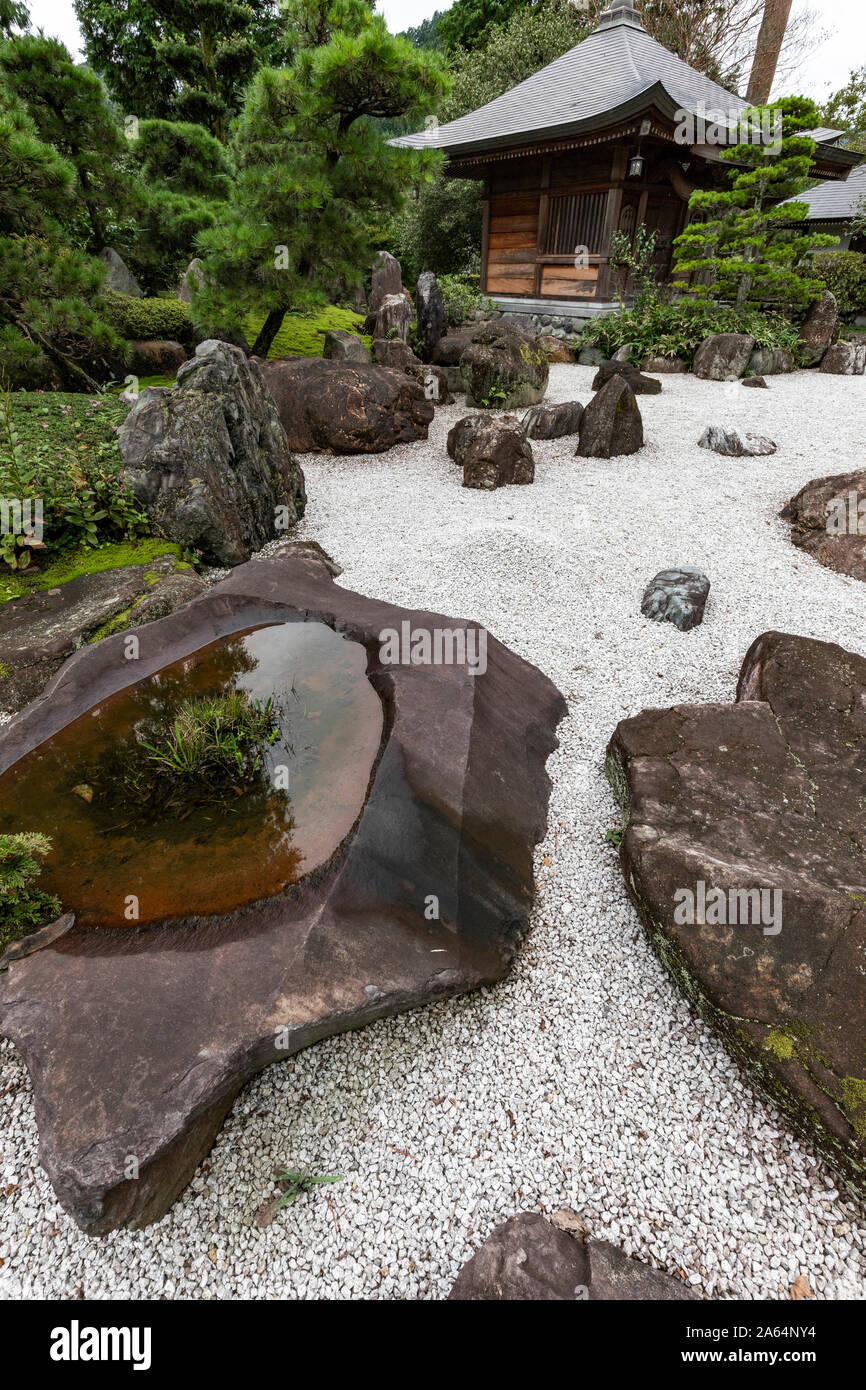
[2,363,866,1301]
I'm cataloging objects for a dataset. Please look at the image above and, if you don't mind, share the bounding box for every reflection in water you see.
[0,622,383,928]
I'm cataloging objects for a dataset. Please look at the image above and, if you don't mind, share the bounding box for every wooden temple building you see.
[395,0,859,323]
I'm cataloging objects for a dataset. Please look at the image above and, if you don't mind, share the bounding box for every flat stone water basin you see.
[0,621,383,928]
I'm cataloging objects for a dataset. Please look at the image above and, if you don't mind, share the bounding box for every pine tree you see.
[0,86,121,388]
[0,0,28,38]
[193,0,448,358]
[672,97,836,309]
[74,0,286,141]
[0,34,132,251]
[127,119,231,291]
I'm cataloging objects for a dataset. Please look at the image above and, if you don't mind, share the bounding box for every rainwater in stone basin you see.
[0,621,383,928]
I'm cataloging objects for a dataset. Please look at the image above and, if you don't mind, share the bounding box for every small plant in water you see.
[138,690,278,780]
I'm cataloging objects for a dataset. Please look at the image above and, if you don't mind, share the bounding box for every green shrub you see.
[104,290,193,344]
[437,273,492,326]
[578,300,800,366]
[0,832,60,954]
[809,251,866,319]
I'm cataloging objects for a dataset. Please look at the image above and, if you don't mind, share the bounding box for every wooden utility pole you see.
[746,0,794,105]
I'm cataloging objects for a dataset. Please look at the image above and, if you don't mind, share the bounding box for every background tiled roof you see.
[393,13,747,157]
[792,161,866,221]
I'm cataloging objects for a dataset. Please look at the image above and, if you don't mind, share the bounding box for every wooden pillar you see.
[596,145,627,302]
[480,174,490,293]
[534,156,551,297]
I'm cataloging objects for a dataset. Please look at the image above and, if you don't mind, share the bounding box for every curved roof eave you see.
[392,80,692,159]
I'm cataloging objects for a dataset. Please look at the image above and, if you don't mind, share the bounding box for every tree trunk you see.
[746,0,794,106]
[251,307,288,360]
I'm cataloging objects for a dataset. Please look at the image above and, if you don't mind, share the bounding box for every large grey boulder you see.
[322,329,370,364]
[460,323,548,409]
[799,290,840,366]
[416,271,447,362]
[448,1214,699,1301]
[692,333,756,381]
[819,341,866,375]
[119,340,306,566]
[99,247,142,298]
[576,376,643,458]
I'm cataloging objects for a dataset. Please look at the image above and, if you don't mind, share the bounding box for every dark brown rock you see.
[692,333,756,381]
[0,553,206,713]
[537,334,575,363]
[462,417,534,490]
[448,1214,700,1301]
[460,323,548,409]
[576,376,643,458]
[433,332,474,368]
[259,358,434,454]
[799,290,840,367]
[742,375,769,388]
[372,338,421,372]
[522,400,584,439]
[781,468,866,582]
[591,360,661,395]
[0,546,565,1233]
[119,340,306,566]
[605,631,866,1199]
[371,340,451,402]
[447,413,495,465]
[412,363,453,405]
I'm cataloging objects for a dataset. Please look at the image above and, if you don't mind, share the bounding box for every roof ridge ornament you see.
[597,0,645,30]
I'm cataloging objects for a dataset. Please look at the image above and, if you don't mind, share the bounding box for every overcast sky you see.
[20,0,866,103]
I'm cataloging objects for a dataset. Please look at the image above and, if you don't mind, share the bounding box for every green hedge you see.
[810,251,866,319]
[103,290,193,344]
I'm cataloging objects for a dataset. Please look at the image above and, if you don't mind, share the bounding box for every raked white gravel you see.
[2,362,866,1301]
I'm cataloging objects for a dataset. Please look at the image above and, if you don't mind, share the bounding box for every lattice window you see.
[542,192,607,255]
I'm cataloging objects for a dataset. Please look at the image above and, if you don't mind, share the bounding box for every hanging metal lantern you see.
[628,152,645,178]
